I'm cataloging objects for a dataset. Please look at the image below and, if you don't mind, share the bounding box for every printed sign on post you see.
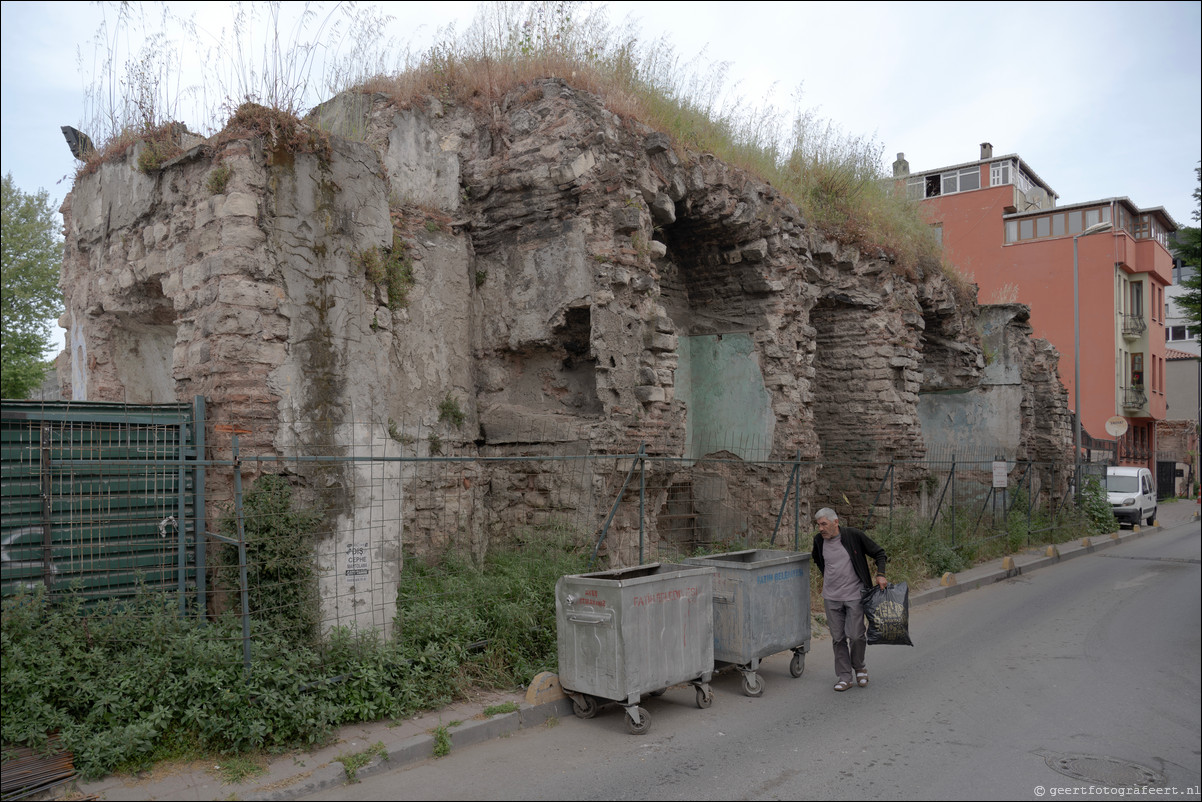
[345,542,369,577]
[992,461,1008,489]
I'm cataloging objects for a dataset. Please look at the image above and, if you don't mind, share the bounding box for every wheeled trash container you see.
[684,549,811,696]
[556,562,716,734]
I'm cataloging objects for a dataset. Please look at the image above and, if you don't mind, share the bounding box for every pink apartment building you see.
[895,143,1178,470]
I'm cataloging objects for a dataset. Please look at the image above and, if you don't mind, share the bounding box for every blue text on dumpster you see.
[756,567,805,584]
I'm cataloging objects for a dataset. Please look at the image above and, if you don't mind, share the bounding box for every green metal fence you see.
[0,399,202,608]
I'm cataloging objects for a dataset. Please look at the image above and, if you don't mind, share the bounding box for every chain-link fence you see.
[3,404,1095,674]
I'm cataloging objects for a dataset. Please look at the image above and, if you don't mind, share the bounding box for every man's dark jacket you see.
[811,526,888,591]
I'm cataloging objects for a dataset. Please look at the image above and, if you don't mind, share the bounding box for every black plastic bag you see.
[862,582,914,646]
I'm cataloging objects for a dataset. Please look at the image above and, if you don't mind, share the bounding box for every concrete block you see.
[526,671,567,705]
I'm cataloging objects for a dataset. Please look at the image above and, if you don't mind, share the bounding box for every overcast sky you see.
[2,1,1200,348]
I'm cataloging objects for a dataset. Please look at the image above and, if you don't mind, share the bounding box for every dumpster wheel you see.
[740,672,764,697]
[625,706,651,735]
[695,685,714,709]
[570,693,598,719]
[790,651,805,678]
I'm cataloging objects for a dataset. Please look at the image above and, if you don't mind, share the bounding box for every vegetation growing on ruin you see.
[357,230,415,311]
[133,122,185,172]
[220,102,332,164]
[206,163,233,194]
[438,394,466,428]
[73,1,953,286]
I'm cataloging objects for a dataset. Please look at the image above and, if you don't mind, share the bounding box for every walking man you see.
[811,507,888,691]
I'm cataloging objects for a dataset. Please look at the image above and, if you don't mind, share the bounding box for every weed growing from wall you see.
[134,122,185,172]
[438,394,465,428]
[206,163,233,194]
[358,231,414,311]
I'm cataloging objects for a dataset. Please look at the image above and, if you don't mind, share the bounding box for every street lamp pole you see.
[1073,220,1113,498]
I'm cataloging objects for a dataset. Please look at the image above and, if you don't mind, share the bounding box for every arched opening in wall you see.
[658,218,776,463]
[108,280,178,403]
[809,295,925,522]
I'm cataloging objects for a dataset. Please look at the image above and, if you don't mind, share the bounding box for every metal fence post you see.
[194,396,206,623]
[218,425,254,676]
[177,417,188,617]
[951,458,957,548]
[793,449,800,551]
[638,443,646,566]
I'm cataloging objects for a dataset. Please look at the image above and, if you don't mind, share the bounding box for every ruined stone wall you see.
[59,77,1073,578]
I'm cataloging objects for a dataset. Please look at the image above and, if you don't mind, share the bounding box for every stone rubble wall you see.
[58,78,1075,584]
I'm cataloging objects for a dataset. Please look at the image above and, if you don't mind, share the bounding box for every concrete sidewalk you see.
[69,500,1200,802]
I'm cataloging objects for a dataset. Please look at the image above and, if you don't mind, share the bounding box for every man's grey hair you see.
[815,507,839,522]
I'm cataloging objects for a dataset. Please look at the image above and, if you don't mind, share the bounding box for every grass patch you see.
[482,701,519,716]
[336,741,386,784]
[215,753,269,785]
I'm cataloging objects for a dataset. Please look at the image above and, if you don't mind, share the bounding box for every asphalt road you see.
[303,521,1202,801]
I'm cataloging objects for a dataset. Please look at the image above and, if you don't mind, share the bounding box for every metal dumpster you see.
[556,562,716,734]
[684,549,811,697]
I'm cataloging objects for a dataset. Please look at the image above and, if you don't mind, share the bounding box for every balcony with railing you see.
[1122,385,1148,411]
[1121,314,1147,339]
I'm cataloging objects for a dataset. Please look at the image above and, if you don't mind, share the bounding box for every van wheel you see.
[1146,507,1156,525]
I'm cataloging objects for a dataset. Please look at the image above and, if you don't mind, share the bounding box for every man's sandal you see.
[834,680,853,692]
[856,670,869,687]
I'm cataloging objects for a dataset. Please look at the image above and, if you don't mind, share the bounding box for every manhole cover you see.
[1043,753,1165,786]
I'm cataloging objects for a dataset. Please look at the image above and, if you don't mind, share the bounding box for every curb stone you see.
[245,699,573,801]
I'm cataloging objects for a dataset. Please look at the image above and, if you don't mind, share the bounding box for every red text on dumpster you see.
[631,587,700,607]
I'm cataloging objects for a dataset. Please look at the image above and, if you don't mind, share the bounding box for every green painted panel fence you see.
[0,400,202,608]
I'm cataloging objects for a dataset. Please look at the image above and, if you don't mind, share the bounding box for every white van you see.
[1105,466,1157,526]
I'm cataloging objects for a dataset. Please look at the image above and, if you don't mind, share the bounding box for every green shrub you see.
[1078,476,1118,536]
[217,474,323,646]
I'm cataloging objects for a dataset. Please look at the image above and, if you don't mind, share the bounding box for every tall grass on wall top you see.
[75,1,950,282]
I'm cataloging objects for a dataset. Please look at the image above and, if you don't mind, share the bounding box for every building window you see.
[991,160,1011,187]
[913,167,982,199]
[1134,214,1169,249]
[931,223,943,246]
[1167,325,1200,342]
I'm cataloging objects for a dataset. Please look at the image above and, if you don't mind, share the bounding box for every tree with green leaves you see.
[1170,163,1201,329]
[1,173,63,398]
